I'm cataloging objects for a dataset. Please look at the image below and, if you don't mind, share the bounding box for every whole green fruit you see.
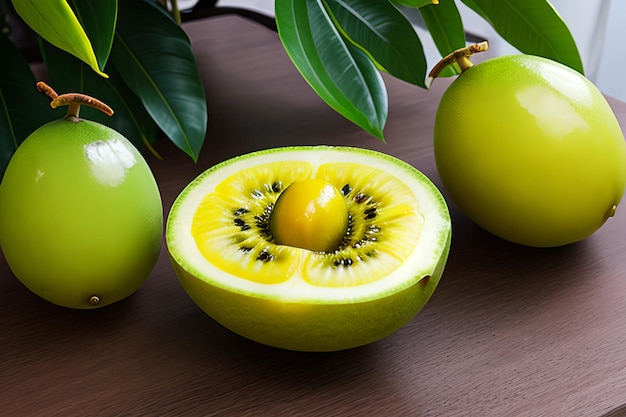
[0,85,163,308]
[433,48,626,247]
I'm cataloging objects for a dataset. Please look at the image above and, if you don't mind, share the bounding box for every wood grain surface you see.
[2,15,626,417]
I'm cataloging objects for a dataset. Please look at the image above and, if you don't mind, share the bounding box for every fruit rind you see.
[171,233,449,352]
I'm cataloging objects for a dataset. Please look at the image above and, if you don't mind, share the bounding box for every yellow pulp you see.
[191,161,423,287]
[270,178,348,252]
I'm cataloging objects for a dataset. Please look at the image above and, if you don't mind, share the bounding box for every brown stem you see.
[37,81,114,119]
[427,41,489,87]
[36,81,59,100]
[51,93,114,119]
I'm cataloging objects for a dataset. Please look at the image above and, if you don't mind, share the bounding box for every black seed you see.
[234,208,249,216]
[272,181,283,193]
[240,246,253,252]
[255,214,269,227]
[355,193,367,204]
[341,184,352,196]
[364,207,376,215]
[257,249,274,262]
[333,258,354,267]
[364,212,377,220]
[367,225,380,233]
[252,189,264,199]
[233,218,252,231]
[344,215,353,237]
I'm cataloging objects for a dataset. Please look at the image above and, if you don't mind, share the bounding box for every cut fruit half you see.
[166,146,451,351]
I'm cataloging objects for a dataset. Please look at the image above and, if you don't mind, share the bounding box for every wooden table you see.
[3,15,626,417]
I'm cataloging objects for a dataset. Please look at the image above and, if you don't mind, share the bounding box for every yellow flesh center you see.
[190,161,424,287]
[269,179,348,253]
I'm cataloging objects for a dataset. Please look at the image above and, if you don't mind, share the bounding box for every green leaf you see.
[0,34,57,179]
[393,0,438,7]
[68,0,117,72]
[419,0,465,77]
[276,0,387,140]
[324,0,427,88]
[460,0,584,74]
[112,0,207,161]
[419,0,466,77]
[41,40,158,152]
[10,0,107,77]
[458,0,487,21]
[419,0,465,58]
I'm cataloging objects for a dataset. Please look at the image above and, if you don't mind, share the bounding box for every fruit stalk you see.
[427,41,489,86]
[36,81,114,120]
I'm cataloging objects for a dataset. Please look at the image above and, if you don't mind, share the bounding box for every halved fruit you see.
[166,146,451,351]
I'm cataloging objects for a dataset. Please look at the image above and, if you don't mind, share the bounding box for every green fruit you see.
[0,84,163,309]
[166,146,451,351]
[433,46,626,247]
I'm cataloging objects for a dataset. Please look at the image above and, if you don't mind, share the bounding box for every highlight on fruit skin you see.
[431,43,626,247]
[0,83,163,309]
[166,146,452,351]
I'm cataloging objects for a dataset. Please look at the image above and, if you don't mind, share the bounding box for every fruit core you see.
[269,178,349,253]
